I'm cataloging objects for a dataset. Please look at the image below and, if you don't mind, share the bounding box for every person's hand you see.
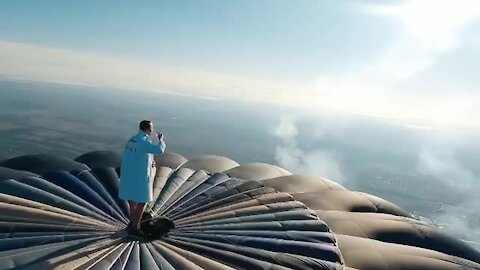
[157,133,164,141]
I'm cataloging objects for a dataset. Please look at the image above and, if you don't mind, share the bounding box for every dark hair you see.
[139,120,152,131]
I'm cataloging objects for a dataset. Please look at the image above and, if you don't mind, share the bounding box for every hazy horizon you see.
[1,1,480,130]
[1,80,479,251]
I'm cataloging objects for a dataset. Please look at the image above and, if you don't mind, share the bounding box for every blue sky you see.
[1,0,479,129]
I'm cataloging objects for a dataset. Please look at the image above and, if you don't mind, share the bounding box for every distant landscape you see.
[1,80,479,250]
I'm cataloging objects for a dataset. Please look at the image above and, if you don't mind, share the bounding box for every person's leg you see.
[127,200,137,228]
[129,201,146,231]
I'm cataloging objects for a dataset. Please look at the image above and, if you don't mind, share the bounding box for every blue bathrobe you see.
[119,130,166,203]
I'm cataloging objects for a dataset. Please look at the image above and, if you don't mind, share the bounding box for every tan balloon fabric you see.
[0,151,478,270]
[261,175,347,193]
[155,152,188,169]
[224,163,291,180]
[337,234,480,270]
[180,155,239,173]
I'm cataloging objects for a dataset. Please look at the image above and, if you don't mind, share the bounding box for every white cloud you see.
[1,40,480,131]
[365,0,480,79]
[417,143,480,247]
[0,41,295,103]
[273,116,347,184]
[297,0,480,131]
[370,0,480,52]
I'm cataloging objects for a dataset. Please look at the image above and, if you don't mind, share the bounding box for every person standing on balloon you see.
[119,120,166,236]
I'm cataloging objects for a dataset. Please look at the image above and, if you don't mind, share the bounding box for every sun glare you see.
[372,0,480,52]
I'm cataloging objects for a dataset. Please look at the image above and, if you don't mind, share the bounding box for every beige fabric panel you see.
[337,234,480,270]
[150,166,174,206]
[292,190,409,216]
[176,201,307,226]
[155,152,188,169]
[316,210,434,238]
[224,163,291,181]
[0,194,115,228]
[180,155,240,173]
[261,175,347,193]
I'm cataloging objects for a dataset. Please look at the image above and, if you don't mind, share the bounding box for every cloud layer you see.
[0,41,294,103]
[273,116,347,184]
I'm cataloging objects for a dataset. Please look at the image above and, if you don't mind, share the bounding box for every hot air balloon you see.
[0,150,478,270]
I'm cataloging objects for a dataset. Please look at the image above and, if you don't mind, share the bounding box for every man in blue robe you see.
[119,120,166,235]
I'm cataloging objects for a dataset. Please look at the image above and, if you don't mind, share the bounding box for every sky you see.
[1,0,480,130]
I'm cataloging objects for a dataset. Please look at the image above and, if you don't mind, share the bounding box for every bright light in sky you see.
[0,1,479,130]
[371,0,480,52]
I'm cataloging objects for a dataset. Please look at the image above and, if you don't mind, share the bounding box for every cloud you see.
[0,41,295,103]
[1,39,480,131]
[368,0,480,53]
[299,1,480,131]
[417,143,480,249]
[364,0,480,80]
[273,116,347,185]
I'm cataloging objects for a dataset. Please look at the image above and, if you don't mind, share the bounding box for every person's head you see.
[139,120,154,135]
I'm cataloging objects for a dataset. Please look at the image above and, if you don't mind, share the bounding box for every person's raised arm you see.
[137,135,166,154]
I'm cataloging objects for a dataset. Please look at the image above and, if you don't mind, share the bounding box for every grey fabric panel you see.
[157,170,210,215]
[0,179,114,224]
[0,237,115,270]
[162,238,293,270]
[0,166,37,181]
[176,219,330,232]
[172,173,241,209]
[168,234,342,263]
[75,151,122,169]
[0,222,110,233]
[139,244,161,270]
[92,167,130,217]
[160,241,236,270]
[0,233,105,252]
[74,170,129,223]
[88,243,130,270]
[0,154,88,175]
[172,230,337,244]
[145,243,175,270]
[171,186,278,220]
[4,177,115,225]
[151,168,195,212]
[177,209,319,228]
[170,180,273,218]
[166,236,340,270]
[149,242,204,269]
[124,242,141,270]
[175,201,306,226]
[26,172,124,224]
[0,193,111,227]
[110,242,134,270]
[175,193,297,224]
[0,231,107,239]
[14,176,117,222]
[162,172,232,216]
[65,248,117,270]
